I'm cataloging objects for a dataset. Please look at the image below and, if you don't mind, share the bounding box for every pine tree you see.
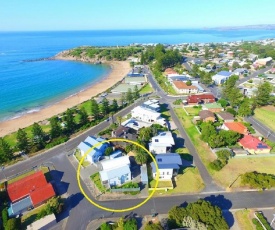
[32,122,46,150]
[64,109,76,134]
[254,82,272,107]
[16,128,30,153]
[126,88,133,103]
[133,85,140,99]
[90,99,100,120]
[100,98,109,116]
[111,99,118,112]
[222,76,242,107]
[50,117,62,139]
[238,98,253,117]
[0,138,13,163]
[120,93,126,106]
[79,108,89,126]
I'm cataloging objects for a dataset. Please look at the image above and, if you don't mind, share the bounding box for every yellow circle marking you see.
[77,138,159,212]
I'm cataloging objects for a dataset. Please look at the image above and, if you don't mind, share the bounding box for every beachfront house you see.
[77,136,109,164]
[212,71,232,85]
[171,81,199,94]
[149,131,175,154]
[98,156,131,188]
[150,154,182,180]
[141,99,160,112]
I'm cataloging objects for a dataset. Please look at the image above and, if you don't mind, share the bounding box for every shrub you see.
[226,108,237,116]
[252,218,265,230]
[209,159,226,171]
[46,136,69,149]
[104,147,113,156]
[173,99,182,105]
[241,171,275,189]
[2,207,8,227]
[216,149,232,161]
[255,212,272,230]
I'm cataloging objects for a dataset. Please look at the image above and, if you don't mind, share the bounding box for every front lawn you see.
[214,157,275,188]
[150,167,204,195]
[139,83,153,94]
[90,172,106,193]
[184,106,201,116]
[254,106,275,132]
[74,150,91,167]
[234,209,254,230]
[174,108,216,173]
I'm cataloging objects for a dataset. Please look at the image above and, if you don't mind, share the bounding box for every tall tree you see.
[16,128,30,153]
[64,108,76,134]
[126,88,133,104]
[90,99,100,119]
[0,138,13,163]
[133,85,140,99]
[32,122,46,150]
[50,117,62,139]
[100,98,109,116]
[135,150,148,165]
[116,115,122,125]
[238,98,253,117]
[111,99,118,112]
[138,127,153,142]
[120,93,126,107]
[222,76,242,107]
[79,108,89,126]
[200,122,216,143]
[253,82,272,107]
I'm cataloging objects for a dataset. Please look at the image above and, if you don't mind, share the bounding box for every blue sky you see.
[1,0,275,31]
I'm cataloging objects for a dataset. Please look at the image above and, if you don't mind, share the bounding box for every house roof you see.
[99,164,130,181]
[150,131,175,147]
[217,112,235,121]
[30,183,55,206]
[164,68,178,75]
[7,171,55,206]
[114,125,130,137]
[239,135,271,150]
[217,71,232,77]
[173,81,198,90]
[203,102,223,109]
[99,156,130,171]
[187,94,215,103]
[199,110,215,119]
[151,163,180,173]
[8,196,33,216]
[223,122,247,134]
[7,171,48,202]
[155,153,182,165]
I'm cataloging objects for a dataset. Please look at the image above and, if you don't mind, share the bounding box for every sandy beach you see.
[0,60,130,137]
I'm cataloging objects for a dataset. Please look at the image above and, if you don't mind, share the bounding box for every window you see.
[167,172,169,175]
[155,139,159,142]
[157,158,162,162]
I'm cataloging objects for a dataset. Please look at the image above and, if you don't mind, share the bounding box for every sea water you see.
[1,29,275,121]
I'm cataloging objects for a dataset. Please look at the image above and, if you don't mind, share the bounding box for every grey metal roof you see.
[155,153,182,165]
[8,196,33,217]
[99,165,130,181]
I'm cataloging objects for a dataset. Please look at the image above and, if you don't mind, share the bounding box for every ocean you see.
[1,29,275,121]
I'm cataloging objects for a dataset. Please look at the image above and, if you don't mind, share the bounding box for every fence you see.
[110,188,140,193]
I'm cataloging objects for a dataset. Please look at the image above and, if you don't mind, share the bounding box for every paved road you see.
[245,116,275,142]
[145,66,222,192]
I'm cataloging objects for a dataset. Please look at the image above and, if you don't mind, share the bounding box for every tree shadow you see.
[204,194,234,228]
[56,193,84,222]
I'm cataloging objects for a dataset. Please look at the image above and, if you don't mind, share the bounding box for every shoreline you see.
[0,59,130,137]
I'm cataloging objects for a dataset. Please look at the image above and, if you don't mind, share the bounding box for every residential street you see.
[1,66,275,230]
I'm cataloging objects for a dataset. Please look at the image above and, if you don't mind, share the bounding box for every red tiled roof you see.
[223,122,248,135]
[187,94,215,103]
[7,171,55,204]
[239,135,271,150]
[30,183,55,206]
[173,81,198,90]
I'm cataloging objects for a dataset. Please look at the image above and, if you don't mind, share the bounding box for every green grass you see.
[139,83,153,94]
[8,167,49,184]
[184,106,201,116]
[21,204,47,229]
[90,172,106,193]
[74,151,91,167]
[235,209,254,230]
[151,167,204,195]
[254,106,275,132]
[150,180,173,188]
[174,108,216,174]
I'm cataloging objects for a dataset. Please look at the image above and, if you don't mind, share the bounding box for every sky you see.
[1,0,275,31]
